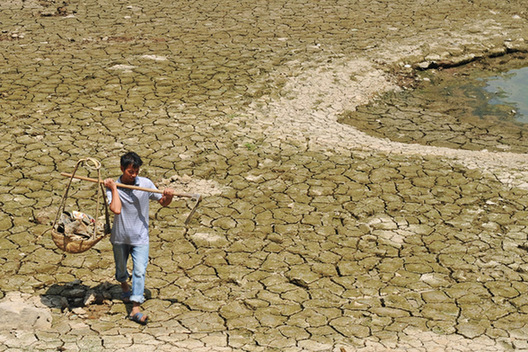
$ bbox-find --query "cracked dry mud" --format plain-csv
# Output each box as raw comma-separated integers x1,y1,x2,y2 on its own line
1,0,528,351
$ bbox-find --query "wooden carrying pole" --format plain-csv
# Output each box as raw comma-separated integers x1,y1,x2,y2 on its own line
61,172,197,197
60,172,202,225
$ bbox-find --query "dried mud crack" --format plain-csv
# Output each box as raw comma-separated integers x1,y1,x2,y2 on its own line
2,0,528,351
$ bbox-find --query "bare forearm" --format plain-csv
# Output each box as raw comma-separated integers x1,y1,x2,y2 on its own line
109,189,122,214
104,178,122,214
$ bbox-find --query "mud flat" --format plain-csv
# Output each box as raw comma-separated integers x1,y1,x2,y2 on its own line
1,0,528,351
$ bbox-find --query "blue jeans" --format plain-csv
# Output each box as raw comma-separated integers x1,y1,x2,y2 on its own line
113,243,149,304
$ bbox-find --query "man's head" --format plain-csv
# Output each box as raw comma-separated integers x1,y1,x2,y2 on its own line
120,152,143,169
120,152,143,184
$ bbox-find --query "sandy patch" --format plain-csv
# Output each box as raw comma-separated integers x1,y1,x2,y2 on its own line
141,55,168,61
108,64,136,71
158,174,225,197
246,56,528,188
0,292,52,331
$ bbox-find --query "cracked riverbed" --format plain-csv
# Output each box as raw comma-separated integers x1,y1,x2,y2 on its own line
1,0,528,351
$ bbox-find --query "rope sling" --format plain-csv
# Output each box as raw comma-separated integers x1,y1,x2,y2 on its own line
50,158,111,253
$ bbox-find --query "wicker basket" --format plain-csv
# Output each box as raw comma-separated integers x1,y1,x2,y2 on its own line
51,228,107,253
50,158,111,254
51,211,110,253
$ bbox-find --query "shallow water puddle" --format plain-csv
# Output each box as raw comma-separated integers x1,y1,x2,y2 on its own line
338,54,528,153
483,66,528,123
421,54,528,124
414,54,528,125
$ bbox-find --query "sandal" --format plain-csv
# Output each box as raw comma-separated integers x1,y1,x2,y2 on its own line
129,312,148,325
121,291,132,303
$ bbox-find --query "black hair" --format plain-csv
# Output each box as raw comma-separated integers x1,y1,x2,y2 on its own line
120,152,143,169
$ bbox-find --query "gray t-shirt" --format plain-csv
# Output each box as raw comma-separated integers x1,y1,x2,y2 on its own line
106,176,162,245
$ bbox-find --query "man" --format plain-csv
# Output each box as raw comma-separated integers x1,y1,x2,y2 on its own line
104,152,174,325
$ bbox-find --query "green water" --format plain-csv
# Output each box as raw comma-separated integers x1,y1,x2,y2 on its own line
483,67,528,123
338,56,528,153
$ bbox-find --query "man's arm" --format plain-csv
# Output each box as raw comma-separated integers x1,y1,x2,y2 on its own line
104,178,122,214
159,188,174,207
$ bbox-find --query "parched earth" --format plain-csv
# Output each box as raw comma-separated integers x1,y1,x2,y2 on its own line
1,0,528,351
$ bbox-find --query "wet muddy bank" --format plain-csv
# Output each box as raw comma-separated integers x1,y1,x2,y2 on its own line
340,52,528,154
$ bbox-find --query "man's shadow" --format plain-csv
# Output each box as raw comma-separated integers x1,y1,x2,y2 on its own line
40,279,151,315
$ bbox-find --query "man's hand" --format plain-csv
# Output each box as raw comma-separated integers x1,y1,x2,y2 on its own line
160,188,174,207
104,178,117,190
